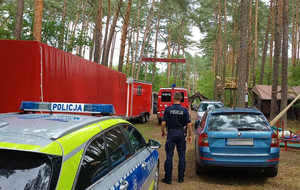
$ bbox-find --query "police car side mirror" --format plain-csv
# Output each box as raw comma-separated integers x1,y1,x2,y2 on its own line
147,139,161,149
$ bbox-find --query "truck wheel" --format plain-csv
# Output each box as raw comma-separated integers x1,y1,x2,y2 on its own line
145,114,149,122
140,115,146,124
158,119,162,125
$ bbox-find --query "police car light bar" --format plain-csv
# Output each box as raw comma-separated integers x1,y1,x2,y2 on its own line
20,101,116,115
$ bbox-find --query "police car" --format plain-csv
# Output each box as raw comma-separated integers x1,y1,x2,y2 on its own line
0,101,161,190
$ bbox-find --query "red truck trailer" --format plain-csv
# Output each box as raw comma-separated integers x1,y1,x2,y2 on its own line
0,40,151,122
157,87,189,125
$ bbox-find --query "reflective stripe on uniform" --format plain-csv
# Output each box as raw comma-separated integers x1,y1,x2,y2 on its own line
0,142,41,151
56,149,84,190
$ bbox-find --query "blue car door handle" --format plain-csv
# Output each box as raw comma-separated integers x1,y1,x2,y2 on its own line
120,180,129,190
142,162,147,170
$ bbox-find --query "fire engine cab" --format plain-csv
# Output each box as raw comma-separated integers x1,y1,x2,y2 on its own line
157,87,189,125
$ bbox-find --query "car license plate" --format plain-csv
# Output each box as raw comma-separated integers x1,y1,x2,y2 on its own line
227,138,253,146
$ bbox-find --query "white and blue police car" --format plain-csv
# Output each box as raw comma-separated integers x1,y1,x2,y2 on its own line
0,101,161,190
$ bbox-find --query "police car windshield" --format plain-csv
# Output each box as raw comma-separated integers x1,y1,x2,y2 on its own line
0,149,61,190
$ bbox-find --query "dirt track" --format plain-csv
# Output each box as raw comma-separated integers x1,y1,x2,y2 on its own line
137,111,300,190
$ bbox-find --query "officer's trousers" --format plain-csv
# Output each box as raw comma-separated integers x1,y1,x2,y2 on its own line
164,129,186,181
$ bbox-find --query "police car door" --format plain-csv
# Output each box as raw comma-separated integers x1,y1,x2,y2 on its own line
91,126,148,190
121,124,158,190
74,126,142,190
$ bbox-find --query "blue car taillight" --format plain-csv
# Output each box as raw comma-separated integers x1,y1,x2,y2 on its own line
271,133,279,147
198,133,209,147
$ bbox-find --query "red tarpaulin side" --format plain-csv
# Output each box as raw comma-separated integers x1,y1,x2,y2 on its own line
0,40,127,116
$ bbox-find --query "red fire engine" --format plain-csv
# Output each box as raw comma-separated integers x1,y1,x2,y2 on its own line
157,87,189,125
0,40,151,122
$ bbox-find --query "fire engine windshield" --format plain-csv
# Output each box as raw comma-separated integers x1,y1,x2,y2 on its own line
0,149,62,190
161,91,185,102
161,92,172,102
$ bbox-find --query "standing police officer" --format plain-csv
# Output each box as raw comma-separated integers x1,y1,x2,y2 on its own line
161,91,192,184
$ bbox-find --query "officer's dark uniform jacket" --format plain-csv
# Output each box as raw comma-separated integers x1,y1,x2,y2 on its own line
163,104,191,131
162,103,191,182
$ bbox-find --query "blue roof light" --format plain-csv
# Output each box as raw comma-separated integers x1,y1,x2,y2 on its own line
20,101,116,115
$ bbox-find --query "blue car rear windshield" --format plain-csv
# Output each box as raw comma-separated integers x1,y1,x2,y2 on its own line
207,113,270,131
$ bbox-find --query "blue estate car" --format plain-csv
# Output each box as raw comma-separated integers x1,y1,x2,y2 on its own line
195,107,280,177
0,101,161,190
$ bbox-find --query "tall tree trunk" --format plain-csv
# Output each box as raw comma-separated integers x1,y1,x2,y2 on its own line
126,29,133,75
296,0,299,67
246,0,252,83
58,0,67,50
132,0,141,77
179,48,185,87
268,5,275,85
131,30,136,76
291,0,296,68
144,33,151,81
230,16,238,105
101,0,111,65
118,0,132,72
93,0,103,64
89,27,95,61
217,0,223,101
83,9,93,58
252,0,258,86
214,8,219,100
167,16,172,86
237,0,249,108
221,0,228,102
173,18,184,86
14,0,25,40
68,0,81,52
292,0,298,69
259,0,274,84
280,0,288,129
33,0,43,42
103,0,122,66
270,0,282,120
184,48,189,88
78,0,88,57
135,0,155,79
109,32,117,68
298,27,300,67
152,0,162,88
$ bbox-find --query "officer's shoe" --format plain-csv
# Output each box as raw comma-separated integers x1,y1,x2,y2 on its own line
178,179,184,183
161,178,172,184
